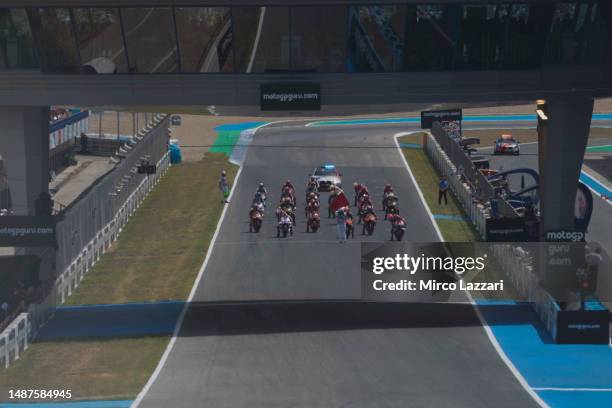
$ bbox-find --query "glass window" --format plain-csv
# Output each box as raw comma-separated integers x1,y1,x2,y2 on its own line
499,4,552,69
27,8,80,73
347,6,406,72
403,5,460,71
175,7,232,73
290,6,347,72
603,2,612,64
456,5,503,69
455,4,551,70
73,8,128,74
120,8,178,73
231,7,290,73
0,8,38,69
544,2,609,65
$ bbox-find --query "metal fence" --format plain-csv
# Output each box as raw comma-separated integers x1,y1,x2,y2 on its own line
88,111,157,140
1,114,171,370
431,122,495,201
425,133,489,239
491,244,559,339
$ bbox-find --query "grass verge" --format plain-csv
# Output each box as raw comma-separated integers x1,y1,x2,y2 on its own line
399,133,479,242
0,337,169,401
0,153,238,401
66,153,237,305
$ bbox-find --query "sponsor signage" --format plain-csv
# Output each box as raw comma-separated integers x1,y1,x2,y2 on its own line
420,109,463,129
260,83,321,111
556,309,609,344
0,216,57,247
545,230,585,242
485,217,527,242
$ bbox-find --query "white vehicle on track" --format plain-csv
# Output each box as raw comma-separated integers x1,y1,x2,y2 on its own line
311,164,342,191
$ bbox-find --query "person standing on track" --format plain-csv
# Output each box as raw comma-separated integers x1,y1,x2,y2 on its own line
336,206,347,243
438,177,449,205
219,170,230,203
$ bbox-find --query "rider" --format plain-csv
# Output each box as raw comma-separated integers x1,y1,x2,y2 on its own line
307,176,319,192
307,191,320,205
361,206,376,235
383,190,397,210
306,198,320,216
345,208,354,239
277,210,293,236
253,191,265,206
383,184,393,195
388,213,406,240
353,182,365,206
283,179,295,192
359,192,372,208
256,182,268,196
251,201,264,215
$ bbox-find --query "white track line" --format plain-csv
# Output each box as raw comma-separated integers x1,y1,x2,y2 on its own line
131,166,243,408
580,169,612,208
533,388,612,392
393,132,548,408
132,123,273,407
393,132,443,240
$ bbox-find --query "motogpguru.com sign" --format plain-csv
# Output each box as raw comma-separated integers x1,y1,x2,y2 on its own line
260,83,321,111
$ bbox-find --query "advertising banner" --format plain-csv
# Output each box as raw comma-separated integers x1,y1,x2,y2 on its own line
556,309,609,344
260,83,321,111
485,217,528,242
0,216,57,247
420,109,462,129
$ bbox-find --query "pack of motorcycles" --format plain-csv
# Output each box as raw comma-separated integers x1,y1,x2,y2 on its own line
248,181,406,241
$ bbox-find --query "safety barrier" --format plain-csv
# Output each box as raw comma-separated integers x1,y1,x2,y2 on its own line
425,132,489,239
491,244,559,339
54,151,170,305
0,114,171,371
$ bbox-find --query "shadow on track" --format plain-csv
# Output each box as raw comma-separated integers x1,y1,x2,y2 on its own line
179,300,541,337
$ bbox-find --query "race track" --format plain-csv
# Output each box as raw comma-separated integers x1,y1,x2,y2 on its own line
136,124,539,408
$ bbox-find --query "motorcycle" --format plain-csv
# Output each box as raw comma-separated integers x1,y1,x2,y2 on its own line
306,210,321,233
305,200,320,218
276,203,295,225
249,210,263,233
357,203,374,224
345,217,355,239
362,212,377,235
357,193,371,209
390,218,406,241
277,217,293,238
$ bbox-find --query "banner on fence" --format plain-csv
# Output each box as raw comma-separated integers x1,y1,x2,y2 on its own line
0,216,56,247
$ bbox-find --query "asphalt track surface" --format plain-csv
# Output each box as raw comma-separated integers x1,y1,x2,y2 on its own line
138,124,539,408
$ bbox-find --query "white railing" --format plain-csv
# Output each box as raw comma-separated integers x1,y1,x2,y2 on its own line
424,133,562,338
55,152,170,306
0,119,170,371
425,134,488,239
491,244,559,339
